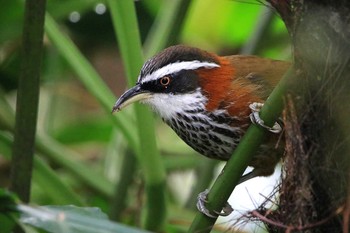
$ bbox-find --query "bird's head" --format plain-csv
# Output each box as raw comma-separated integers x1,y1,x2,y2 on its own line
112,45,236,120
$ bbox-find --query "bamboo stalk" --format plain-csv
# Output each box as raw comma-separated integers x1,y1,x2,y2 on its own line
10,0,47,203
107,1,167,231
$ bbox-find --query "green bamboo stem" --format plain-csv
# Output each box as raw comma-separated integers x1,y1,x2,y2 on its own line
10,0,47,203
107,0,167,231
106,1,144,86
188,68,294,233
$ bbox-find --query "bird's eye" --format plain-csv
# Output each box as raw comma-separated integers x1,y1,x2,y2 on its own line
159,76,171,86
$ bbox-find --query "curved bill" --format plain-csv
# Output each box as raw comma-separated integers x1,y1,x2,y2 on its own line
112,84,152,113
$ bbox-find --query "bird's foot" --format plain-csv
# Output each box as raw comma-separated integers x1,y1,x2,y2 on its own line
196,189,234,218
249,102,282,134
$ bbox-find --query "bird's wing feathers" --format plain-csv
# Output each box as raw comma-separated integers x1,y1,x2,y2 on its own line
226,55,290,99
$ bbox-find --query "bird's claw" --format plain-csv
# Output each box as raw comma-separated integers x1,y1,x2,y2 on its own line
196,189,234,218
249,102,282,134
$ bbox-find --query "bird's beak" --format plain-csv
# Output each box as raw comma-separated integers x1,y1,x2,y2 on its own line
112,84,152,113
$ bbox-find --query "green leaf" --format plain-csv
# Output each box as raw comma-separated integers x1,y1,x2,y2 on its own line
53,118,113,144
0,189,18,213
0,90,113,198
0,133,84,206
19,205,152,233
0,1,24,43
0,189,19,233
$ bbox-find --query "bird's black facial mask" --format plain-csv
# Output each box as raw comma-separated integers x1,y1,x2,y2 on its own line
140,70,199,95
112,70,200,113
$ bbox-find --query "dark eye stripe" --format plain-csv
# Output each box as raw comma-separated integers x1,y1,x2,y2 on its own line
140,70,199,94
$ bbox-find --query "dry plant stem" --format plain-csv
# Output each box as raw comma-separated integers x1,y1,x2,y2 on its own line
275,95,313,229
343,175,350,233
10,0,46,203
251,207,343,232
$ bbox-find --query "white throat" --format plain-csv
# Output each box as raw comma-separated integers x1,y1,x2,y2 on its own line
141,89,206,120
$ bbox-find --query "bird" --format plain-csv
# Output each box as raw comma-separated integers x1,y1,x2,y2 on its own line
112,45,290,217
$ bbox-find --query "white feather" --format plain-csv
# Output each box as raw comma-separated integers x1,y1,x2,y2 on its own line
141,89,206,120
139,60,219,84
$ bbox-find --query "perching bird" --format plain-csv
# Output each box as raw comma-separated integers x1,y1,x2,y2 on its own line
112,45,289,217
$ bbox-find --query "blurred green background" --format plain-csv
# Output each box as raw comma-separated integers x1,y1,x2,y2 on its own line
0,0,290,232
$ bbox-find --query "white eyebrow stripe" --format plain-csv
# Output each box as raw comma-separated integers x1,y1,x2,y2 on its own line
139,60,220,83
